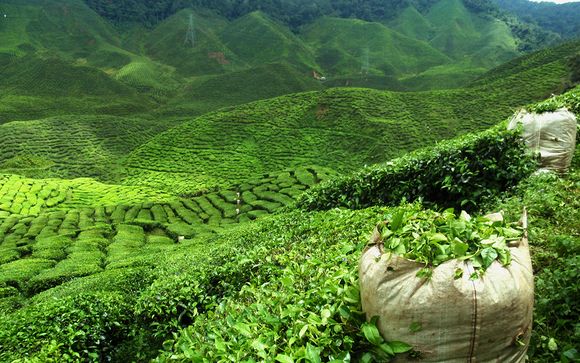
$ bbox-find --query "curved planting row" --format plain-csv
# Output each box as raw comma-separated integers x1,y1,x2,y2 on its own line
0,166,334,297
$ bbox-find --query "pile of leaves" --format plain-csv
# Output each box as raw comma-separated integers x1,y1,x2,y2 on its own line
373,206,524,279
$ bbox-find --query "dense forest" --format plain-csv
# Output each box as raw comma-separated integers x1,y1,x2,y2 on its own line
84,0,498,28
83,0,560,52
494,0,580,39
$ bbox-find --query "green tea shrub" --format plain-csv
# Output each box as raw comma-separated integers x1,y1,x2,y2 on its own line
0,259,56,290
0,292,133,362
27,252,104,295
526,86,579,115
152,208,413,362
172,202,203,225
155,243,372,362
0,247,20,264
165,222,196,239
32,236,72,261
297,124,537,212
485,149,580,362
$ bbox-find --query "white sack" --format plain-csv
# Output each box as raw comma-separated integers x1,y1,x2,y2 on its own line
359,214,534,362
508,108,577,173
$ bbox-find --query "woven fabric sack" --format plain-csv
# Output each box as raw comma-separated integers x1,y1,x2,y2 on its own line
359,212,534,362
508,108,577,173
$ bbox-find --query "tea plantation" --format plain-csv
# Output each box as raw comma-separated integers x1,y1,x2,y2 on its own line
0,85,578,361
0,0,579,361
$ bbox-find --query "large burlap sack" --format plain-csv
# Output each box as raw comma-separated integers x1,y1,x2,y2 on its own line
508,108,577,173
359,212,534,362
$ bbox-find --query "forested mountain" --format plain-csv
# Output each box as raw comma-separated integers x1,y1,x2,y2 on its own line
494,0,580,39
1,0,572,103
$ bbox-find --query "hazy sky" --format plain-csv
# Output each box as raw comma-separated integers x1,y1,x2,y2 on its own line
530,0,580,3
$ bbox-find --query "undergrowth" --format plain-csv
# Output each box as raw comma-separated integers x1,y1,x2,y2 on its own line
487,147,580,362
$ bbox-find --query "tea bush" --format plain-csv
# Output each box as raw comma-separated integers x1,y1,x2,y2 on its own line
486,163,580,362
0,292,133,362
297,124,537,212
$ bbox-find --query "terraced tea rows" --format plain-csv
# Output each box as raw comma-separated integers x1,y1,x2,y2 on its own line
0,115,181,180
0,166,333,294
0,218,175,296
0,174,175,216
125,43,575,193
0,175,69,217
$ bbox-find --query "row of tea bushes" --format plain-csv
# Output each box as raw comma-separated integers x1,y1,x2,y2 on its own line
297,124,537,212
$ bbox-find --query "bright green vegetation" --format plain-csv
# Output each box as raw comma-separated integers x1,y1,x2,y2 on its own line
159,62,324,117
0,1,578,361
221,11,318,71
0,175,68,217
526,84,580,115
0,54,150,123
301,16,451,78
0,165,334,273
15,41,572,187
426,0,518,66
142,9,239,77
489,148,580,362
0,0,571,131
1,105,576,361
0,174,175,216
373,206,521,278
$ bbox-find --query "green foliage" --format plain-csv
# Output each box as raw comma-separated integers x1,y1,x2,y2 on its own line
0,292,133,362
486,149,580,362
0,2,578,361
0,116,180,181
297,124,537,212
160,62,323,118
494,0,580,39
525,85,580,115
0,173,175,214
302,16,450,77
126,59,567,194
144,207,395,362
0,258,56,291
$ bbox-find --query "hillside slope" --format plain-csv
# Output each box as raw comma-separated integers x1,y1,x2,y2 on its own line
159,62,324,117
301,16,451,78
0,53,151,123
124,38,577,193
0,115,180,180
494,0,580,39
220,11,319,71
0,88,577,362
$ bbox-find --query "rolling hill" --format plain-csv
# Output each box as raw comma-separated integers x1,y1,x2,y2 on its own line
0,0,574,142
0,87,577,361
220,11,319,71
159,62,325,117
0,52,151,123
0,115,180,180
494,0,580,39
123,39,578,193
301,16,451,78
